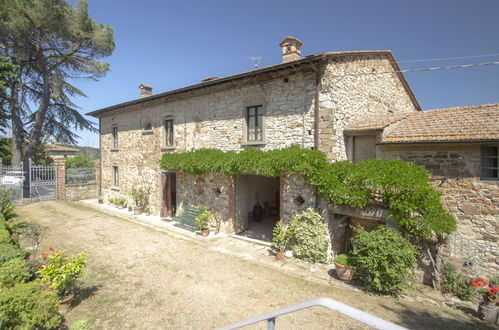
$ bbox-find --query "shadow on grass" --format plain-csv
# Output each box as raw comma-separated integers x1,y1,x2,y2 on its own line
380,300,495,330
70,284,102,309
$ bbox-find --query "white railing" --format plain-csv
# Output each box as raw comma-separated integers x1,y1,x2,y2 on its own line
217,297,408,330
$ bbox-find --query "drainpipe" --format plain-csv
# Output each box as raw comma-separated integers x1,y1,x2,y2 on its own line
312,63,321,209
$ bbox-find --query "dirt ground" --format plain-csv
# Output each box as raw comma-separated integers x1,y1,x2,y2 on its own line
15,201,492,330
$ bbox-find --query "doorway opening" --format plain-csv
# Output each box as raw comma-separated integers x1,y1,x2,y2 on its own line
161,172,177,218
235,175,280,242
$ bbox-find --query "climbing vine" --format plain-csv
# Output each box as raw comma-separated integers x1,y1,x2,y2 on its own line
159,145,456,239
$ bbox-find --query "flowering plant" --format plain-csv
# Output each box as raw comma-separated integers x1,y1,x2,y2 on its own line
471,277,499,302
37,248,88,297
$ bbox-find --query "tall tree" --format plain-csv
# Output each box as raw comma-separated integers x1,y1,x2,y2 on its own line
0,0,114,169
0,45,14,134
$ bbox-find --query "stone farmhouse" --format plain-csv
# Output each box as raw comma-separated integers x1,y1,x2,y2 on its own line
88,37,497,275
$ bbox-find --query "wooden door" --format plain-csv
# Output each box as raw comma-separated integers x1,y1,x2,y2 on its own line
160,172,176,217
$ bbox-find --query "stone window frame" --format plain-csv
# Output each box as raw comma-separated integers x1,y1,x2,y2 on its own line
480,145,498,181
111,125,119,151
241,95,266,146
161,116,175,150
112,165,119,188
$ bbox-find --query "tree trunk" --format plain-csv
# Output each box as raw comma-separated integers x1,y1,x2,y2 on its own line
427,234,446,290
10,78,23,167
23,69,51,197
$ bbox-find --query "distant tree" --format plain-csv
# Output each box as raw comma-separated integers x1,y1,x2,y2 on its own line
65,153,93,169
0,0,114,166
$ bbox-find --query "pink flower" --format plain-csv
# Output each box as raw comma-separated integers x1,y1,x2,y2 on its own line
41,253,48,259
37,264,43,269
11,233,19,237
49,248,54,251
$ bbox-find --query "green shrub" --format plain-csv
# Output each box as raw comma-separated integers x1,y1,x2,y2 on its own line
334,254,353,267
441,263,475,301
0,280,61,329
0,228,13,245
65,153,94,169
351,226,417,295
0,244,25,263
0,188,16,221
0,258,30,288
271,221,289,252
38,249,87,296
287,208,328,263
195,209,213,230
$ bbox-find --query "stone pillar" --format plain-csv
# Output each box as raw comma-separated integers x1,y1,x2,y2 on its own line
54,159,66,200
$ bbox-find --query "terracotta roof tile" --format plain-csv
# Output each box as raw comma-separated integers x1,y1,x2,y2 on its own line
345,113,412,132
382,104,499,144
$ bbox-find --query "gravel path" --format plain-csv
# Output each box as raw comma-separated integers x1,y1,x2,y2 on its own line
15,201,490,330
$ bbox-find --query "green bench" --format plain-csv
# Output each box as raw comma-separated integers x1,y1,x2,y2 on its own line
172,205,205,229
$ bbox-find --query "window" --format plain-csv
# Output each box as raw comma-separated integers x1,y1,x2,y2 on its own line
112,166,119,187
163,120,174,146
246,105,263,142
112,126,118,149
481,146,498,180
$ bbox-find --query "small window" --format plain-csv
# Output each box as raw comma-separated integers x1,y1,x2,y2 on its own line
112,166,119,187
163,120,174,146
481,146,498,180
112,127,118,149
246,105,263,141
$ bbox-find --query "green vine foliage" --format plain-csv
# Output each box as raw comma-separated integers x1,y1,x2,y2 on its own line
159,145,456,239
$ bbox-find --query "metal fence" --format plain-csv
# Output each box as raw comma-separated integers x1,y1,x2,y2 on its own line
29,161,57,201
0,165,24,204
66,167,95,185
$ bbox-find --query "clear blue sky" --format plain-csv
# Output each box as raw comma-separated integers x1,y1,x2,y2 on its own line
69,0,499,147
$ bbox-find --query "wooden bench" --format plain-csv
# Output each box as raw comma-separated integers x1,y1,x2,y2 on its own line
172,205,205,229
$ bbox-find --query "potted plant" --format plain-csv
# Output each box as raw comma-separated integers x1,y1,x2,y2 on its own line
272,221,288,260
472,277,498,322
334,254,354,281
98,195,103,204
108,197,115,205
195,209,213,237
115,197,126,208
131,186,149,214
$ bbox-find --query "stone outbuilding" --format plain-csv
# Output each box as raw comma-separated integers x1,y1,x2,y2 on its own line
345,104,499,275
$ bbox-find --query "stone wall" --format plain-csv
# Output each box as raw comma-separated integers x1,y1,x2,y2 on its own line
65,183,98,201
177,172,235,233
318,54,419,161
280,172,317,220
379,144,499,276
100,70,318,215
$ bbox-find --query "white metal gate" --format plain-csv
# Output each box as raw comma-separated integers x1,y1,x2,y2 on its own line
29,159,57,201
0,165,24,204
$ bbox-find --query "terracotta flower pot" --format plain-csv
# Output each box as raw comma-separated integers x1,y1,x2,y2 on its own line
275,251,285,260
134,207,143,215
477,300,498,323
201,229,210,237
335,263,354,281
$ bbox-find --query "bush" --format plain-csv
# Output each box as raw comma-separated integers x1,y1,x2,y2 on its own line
271,221,289,252
0,228,13,245
334,254,353,267
441,263,475,301
195,209,214,230
0,244,25,263
351,227,417,295
0,258,30,288
65,153,94,169
0,188,16,221
0,280,61,329
287,208,328,263
38,249,87,296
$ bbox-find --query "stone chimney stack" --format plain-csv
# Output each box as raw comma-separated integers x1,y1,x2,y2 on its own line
139,83,153,98
279,36,303,63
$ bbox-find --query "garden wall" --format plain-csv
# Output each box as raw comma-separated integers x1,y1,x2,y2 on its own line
65,183,98,201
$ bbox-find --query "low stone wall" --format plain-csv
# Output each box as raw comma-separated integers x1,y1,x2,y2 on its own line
65,183,98,201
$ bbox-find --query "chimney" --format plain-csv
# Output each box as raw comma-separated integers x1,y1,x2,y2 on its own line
279,36,303,63
139,83,153,98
